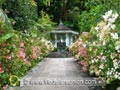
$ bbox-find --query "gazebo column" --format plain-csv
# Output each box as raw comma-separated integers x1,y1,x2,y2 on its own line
54,34,57,48
75,35,77,40
66,33,69,46
70,35,73,45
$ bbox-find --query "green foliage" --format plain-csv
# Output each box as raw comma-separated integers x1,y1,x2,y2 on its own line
78,5,106,33
64,0,120,33
9,75,19,86
36,11,55,33
42,0,51,6
0,33,14,43
0,8,12,32
0,0,4,7
2,0,38,31
29,11,56,39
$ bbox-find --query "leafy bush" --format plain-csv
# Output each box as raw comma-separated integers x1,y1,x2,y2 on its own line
69,10,120,90
29,11,56,38
2,0,38,31
78,5,106,33
0,9,54,89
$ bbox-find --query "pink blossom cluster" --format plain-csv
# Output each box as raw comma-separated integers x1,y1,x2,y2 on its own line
69,37,88,72
5,55,12,60
78,47,87,59
16,42,26,59
78,61,88,72
0,67,4,73
2,85,8,90
17,48,26,59
16,42,31,65
20,42,25,47
31,46,40,59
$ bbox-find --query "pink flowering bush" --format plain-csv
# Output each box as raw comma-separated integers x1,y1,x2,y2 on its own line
69,10,120,90
30,46,40,59
69,36,88,72
0,9,54,89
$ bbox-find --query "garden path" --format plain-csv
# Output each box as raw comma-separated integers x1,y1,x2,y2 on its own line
11,58,97,90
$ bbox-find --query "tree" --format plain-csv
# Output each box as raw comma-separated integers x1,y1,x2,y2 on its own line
2,0,38,31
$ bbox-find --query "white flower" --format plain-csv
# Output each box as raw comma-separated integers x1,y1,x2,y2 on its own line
103,15,108,22
101,56,106,60
111,24,116,29
111,33,119,39
103,10,119,24
110,54,114,59
118,77,120,80
107,70,112,76
102,41,106,45
111,68,115,71
106,10,113,17
83,44,86,47
113,60,119,69
93,42,96,46
103,10,112,21
41,38,46,42
114,73,119,79
117,50,120,53
103,24,110,30
100,53,103,55
99,33,104,40
91,60,94,63
112,13,119,20
95,26,99,31
95,59,98,62
90,70,94,75
99,64,104,69
115,45,120,50
108,18,116,23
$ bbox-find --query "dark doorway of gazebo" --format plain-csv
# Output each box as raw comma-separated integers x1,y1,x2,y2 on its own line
57,41,66,52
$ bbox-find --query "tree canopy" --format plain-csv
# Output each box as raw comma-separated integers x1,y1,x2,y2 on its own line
1,0,120,33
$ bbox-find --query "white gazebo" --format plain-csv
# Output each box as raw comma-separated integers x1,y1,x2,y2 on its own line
50,21,79,49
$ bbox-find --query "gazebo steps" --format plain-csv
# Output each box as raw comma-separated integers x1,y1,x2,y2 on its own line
48,51,72,58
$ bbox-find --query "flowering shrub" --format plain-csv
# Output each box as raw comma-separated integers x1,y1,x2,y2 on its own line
69,33,89,72
69,10,120,90
0,9,54,89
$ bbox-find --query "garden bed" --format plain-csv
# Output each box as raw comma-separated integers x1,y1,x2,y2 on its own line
69,10,120,90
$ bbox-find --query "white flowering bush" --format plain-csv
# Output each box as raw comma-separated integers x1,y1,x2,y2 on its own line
69,10,120,90
40,38,54,56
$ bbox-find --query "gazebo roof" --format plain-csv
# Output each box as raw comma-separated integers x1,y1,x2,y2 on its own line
57,21,70,30
51,21,79,35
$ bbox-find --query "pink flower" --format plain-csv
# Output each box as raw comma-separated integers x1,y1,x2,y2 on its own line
82,66,87,72
16,48,26,59
2,85,8,90
5,55,12,60
12,21,16,25
20,42,25,47
78,61,88,66
31,54,37,59
30,46,40,59
78,61,81,65
78,47,88,58
78,61,88,72
0,67,4,73
24,60,31,66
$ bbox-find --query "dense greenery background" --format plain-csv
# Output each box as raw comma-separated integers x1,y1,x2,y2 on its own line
1,0,120,33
